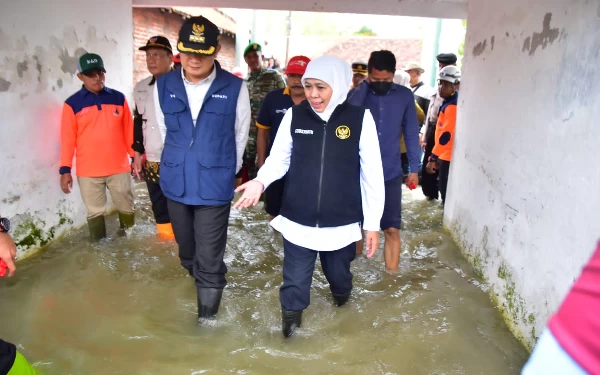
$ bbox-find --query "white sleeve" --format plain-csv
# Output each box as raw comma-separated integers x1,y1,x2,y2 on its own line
153,84,167,142
359,109,385,232
235,81,251,173
255,108,293,190
420,121,428,135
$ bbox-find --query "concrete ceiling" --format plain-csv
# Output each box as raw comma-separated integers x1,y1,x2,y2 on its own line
132,0,467,19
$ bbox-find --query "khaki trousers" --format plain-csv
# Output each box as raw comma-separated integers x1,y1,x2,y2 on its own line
78,172,134,219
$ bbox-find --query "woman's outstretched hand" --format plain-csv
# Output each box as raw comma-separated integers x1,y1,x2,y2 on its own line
233,180,265,209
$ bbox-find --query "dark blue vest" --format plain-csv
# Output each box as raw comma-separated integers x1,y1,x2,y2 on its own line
157,63,242,205
280,101,364,227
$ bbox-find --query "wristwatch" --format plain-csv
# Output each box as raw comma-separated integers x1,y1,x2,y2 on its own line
0,217,10,233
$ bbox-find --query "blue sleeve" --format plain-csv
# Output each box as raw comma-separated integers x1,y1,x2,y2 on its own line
256,92,272,128
402,92,421,174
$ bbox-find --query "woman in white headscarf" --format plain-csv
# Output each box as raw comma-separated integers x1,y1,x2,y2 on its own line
234,56,385,338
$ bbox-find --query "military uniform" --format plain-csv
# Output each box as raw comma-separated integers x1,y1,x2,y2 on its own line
244,43,285,180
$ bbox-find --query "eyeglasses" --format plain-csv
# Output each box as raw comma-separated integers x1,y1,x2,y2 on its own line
146,52,168,60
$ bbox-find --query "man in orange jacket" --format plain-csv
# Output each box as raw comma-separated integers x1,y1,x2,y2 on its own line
59,53,135,239
426,65,460,205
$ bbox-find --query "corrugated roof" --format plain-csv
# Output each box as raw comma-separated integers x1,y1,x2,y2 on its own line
170,7,237,36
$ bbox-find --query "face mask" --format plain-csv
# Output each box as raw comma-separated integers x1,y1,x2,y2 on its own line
370,81,392,95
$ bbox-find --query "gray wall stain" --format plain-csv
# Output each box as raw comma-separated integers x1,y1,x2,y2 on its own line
473,39,487,57
522,37,531,53
33,56,42,82
491,36,495,50
523,13,561,56
20,93,28,100
0,28,11,51
63,26,80,46
0,78,11,92
57,79,63,88
58,47,87,75
16,60,29,78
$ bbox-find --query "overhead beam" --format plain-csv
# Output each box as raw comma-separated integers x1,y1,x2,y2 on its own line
132,0,467,19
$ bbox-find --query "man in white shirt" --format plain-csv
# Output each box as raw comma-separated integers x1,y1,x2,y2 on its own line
154,16,251,321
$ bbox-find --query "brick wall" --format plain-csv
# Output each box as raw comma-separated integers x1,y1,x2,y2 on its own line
132,8,236,84
265,36,422,70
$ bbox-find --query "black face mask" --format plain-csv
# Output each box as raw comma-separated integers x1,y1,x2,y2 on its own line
370,81,392,95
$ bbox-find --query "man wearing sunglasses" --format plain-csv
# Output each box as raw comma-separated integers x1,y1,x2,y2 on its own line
59,53,135,240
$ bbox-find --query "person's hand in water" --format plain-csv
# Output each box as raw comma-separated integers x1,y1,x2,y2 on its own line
365,231,379,258
0,233,17,277
233,180,265,209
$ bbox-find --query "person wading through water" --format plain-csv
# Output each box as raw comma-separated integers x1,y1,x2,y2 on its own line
234,55,385,338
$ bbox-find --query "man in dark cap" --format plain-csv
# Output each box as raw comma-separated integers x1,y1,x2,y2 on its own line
436,53,458,68
351,62,368,90
420,52,458,201
154,16,251,321
132,36,174,239
243,43,285,182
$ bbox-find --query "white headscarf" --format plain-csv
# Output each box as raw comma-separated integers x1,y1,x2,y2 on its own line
301,56,352,121
393,70,411,88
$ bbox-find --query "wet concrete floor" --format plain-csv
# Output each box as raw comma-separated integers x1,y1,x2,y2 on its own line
0,184,529,374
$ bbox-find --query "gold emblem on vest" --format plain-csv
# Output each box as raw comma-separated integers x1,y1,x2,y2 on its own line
335,125,350,140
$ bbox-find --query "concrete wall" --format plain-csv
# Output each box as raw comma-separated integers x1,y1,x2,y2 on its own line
134,0,467,19
0,0,133,257
446,0,600,350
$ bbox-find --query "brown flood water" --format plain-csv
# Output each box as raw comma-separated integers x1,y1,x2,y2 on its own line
0,183,529,374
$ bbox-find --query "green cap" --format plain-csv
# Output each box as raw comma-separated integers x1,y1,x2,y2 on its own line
78,53,105,74
243,43,262,57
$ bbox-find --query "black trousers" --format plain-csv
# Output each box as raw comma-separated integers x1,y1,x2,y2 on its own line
280,238,356,311
146,179,170,224
438,160,451,205
167,200,230,288
421,126,439,200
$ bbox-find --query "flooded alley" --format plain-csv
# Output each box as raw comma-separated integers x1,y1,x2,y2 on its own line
0,184,529,374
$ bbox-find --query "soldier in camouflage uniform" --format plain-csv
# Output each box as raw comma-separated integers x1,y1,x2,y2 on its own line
243,43,285,180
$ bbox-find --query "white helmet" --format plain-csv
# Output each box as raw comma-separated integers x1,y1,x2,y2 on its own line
438,66,461,84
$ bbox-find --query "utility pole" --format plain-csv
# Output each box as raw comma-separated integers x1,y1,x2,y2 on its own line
430,19,443,87
284,11,292,66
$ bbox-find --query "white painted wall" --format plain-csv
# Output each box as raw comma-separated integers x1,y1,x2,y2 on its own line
0,0,133,257
446,0,600,349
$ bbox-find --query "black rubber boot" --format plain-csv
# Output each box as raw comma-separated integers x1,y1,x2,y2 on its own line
333,294,350,307
118,212,135,229
282,309,303,338
87,216,106,241
197,288,224,319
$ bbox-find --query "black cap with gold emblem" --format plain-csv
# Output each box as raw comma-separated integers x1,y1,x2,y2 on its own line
139,36,173,53
177,16,220,56
352,62,368,76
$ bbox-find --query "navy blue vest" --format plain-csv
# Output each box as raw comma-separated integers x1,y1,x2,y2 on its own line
157,62,242,205
280,101,364,227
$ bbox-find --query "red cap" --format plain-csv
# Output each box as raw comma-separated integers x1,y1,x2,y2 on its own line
285,56,310,75
173,53,181,64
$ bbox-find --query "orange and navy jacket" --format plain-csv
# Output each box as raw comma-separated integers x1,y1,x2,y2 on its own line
60,86,134,177
431,91,458,162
